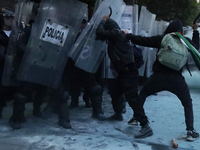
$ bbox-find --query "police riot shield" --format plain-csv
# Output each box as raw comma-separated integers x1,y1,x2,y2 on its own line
137,6,156,78
132,4,139,35
93,0,103,15
119,5,133,33
157,20,169,35
16,0,87,88
2,0,34,86
69,0,126,74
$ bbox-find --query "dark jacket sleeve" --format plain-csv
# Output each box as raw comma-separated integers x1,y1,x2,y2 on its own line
185,30,199,50
126,33,163,48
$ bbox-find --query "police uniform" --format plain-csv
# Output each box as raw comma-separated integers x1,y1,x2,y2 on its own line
0,8,16,119
9,23,48,129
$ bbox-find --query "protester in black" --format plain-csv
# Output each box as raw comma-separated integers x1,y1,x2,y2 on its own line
125,19,199,140
96,15,142,125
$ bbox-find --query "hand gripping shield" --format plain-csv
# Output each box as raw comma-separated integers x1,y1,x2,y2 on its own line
16,0,87,88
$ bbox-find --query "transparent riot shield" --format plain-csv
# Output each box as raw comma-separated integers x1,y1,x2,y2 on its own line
137,6,156,78
2,0,34,86
69,0,126,74
93,0,103,15
132,4,139,35
157,20,169,35
16,0,87,88
119,5,133,33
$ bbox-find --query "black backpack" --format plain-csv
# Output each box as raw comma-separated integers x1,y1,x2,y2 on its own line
132,44,144,69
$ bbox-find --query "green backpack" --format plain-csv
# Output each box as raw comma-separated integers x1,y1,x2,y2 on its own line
157,32,188,71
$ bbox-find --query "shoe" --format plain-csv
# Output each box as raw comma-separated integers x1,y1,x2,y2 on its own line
109,113,123,121
128,117,138,125
58,120,72,129
92,113,108,121
186,130,199,141
33,109,42,117
134,124,153,138
12,121,21,130
85,101,92,108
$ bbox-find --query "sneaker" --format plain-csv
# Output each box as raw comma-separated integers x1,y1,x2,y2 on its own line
128,117,138,125
186,130,199,141
109,113,123,121
134,124,153,138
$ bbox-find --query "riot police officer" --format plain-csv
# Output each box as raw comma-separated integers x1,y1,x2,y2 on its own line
0,7,17,119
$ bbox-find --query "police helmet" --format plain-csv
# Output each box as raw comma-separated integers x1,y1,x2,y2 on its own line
0,8,14,17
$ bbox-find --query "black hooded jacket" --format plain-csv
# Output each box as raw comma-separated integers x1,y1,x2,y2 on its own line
126,19,199,74
96,19,136,72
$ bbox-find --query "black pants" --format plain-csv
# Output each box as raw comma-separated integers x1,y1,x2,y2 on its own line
108,65,139,115
108,79,127,113
12,81,47,122
133,72,194,131
67,65,103,114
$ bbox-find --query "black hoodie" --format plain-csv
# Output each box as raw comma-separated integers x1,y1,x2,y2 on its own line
96,19,136,72
126,19,199,74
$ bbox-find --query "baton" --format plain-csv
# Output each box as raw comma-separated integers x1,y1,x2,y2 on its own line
193,13,200,26
109,6,112,17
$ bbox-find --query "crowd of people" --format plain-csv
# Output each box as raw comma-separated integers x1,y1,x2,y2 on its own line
0,1,199,142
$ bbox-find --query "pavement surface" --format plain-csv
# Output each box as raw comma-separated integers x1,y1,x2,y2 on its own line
0,71,200,150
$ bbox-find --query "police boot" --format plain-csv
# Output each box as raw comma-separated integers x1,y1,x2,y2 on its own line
10,93,26,130
90,85,107,121
58,92,71,129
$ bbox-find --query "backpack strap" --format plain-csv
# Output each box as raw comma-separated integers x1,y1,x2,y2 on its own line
186,60,192,76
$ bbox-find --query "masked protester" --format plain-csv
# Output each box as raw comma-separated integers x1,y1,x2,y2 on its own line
125,19,199,141
96,15,141,126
